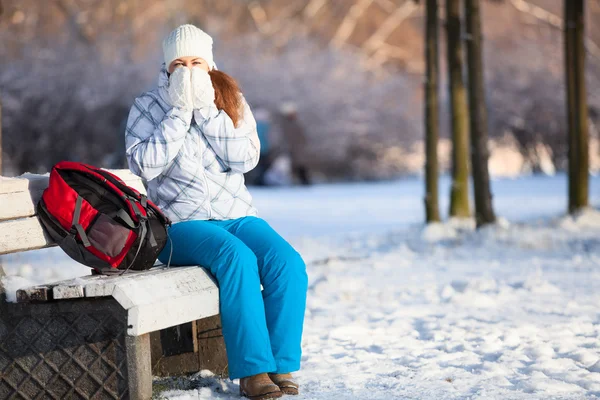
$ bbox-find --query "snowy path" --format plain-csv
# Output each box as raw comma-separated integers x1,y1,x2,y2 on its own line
2,175,600,399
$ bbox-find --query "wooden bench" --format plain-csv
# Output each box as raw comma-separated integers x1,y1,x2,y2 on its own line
0,170,226,400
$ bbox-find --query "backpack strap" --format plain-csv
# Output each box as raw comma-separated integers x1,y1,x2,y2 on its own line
138,194,157,247
146,220,158,248
126,195,157,248
116,209,136,229
72,195,91,248
119,218,147,276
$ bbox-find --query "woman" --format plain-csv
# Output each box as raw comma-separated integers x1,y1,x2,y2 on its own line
125,24,308,399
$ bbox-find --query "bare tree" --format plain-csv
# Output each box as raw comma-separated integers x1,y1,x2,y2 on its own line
446,0,470,218
564,0,589,213
465,0,495,227
0,0,3,176
0,95,3,175
424,0,441,223
0,0,4,291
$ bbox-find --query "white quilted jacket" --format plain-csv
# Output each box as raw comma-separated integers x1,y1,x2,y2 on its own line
125,65,260,223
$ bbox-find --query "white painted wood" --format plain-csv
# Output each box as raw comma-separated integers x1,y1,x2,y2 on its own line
127,286,220,336
84,267,173,298
19,266,184,301
50,275,101,299
0,173,49,195
85,281,117,297
0,169,146,221
16,286,51,302
110,267,217,310
17,266,221,335
107,266,219,335
0,217,53,255
0,191,45,221
53,285,85,299
45,266,182,300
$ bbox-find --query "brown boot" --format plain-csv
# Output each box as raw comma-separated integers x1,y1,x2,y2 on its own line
239,373,283,399
268,373,299,396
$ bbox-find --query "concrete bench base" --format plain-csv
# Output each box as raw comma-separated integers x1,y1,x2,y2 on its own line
0,298,151,400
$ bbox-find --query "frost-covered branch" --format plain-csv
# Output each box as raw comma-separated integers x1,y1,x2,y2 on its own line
509,0,600,60
363,1,418,51
331,0,374,47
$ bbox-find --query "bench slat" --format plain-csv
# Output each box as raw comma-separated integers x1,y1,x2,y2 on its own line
16,286,51,302
50,274,109,299
0,170,147,222
111,267,217,309
0,173,49,195
0,188,45,221
53,284,85,299
0,217,54,255
48,267,191,300
84,267,177,298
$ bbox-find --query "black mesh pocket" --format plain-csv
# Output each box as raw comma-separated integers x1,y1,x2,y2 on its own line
88,214,131,257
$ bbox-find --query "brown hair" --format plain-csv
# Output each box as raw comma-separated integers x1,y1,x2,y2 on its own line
209,70,243,127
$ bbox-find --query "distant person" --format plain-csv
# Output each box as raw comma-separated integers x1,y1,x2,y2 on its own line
246,108,274,186
255,108,272,158
125,24,307,399
279,103,311,185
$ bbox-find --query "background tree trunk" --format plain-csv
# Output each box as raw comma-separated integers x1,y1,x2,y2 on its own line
425,0,441,223
564,0,589,213
0,97,3,176
0,0,3,176
465,0,496,227
446,0,471,218
0,0,3,301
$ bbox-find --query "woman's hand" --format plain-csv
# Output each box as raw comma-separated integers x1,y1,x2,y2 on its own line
167,67,194,111
191,67,216,110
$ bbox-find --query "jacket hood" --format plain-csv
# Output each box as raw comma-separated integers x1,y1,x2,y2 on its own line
157,63,169,88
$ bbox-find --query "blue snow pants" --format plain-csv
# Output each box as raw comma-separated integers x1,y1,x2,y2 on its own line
157,216,308,380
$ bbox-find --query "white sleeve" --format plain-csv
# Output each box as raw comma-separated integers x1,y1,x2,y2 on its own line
193,96,260,174
125,96,193,181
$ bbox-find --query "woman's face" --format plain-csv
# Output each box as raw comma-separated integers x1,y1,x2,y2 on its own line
168,56,210,73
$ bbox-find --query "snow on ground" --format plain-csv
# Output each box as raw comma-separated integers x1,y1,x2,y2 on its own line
2,174,600,399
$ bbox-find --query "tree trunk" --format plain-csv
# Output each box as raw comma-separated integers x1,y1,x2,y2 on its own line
0,96,3,175
424,0,441,223
446,0,471,218
0,0,3,176
465,0,495,227
564,0,589,213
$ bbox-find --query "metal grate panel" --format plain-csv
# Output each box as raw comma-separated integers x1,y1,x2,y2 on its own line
0,299,129,400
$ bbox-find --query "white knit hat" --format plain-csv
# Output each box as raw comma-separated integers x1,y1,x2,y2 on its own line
162,24,215,69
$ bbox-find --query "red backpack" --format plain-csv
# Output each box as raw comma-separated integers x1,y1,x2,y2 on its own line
37,161,170,274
